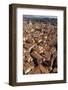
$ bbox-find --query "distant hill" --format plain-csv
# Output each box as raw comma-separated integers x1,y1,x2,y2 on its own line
23,15,57,26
